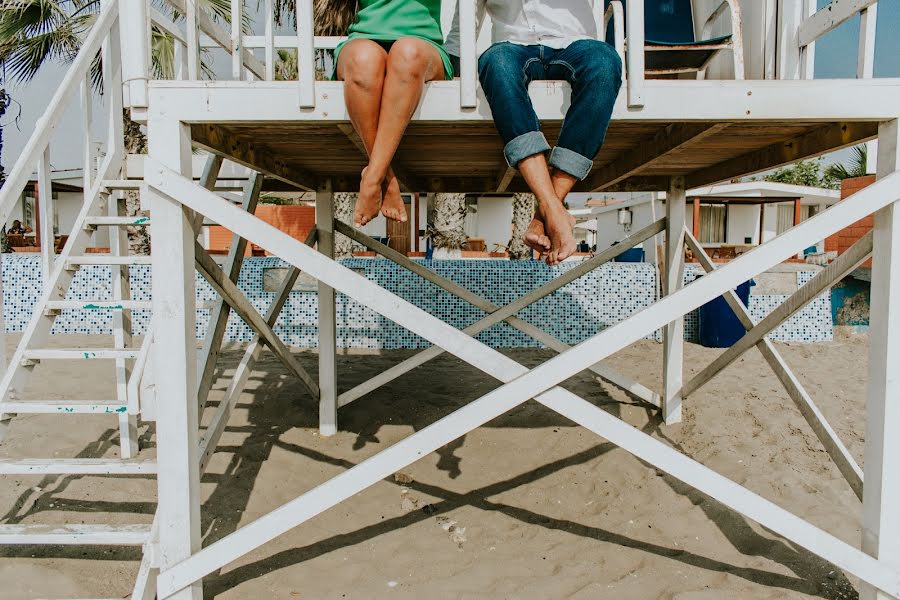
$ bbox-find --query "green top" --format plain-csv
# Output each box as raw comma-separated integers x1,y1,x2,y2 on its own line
333,0,453,80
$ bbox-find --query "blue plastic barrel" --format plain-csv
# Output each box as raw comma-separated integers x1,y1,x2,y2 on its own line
698,280,755,348
614,248,645,262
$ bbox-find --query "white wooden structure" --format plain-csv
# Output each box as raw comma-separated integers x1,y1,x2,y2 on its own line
0,0,898,598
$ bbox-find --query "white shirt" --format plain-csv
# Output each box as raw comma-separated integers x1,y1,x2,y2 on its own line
444,0,599,58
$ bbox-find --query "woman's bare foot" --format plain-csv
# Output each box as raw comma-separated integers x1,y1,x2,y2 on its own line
381,171,407,222
541,200,577,266
523,217,550,257
354,167,383,227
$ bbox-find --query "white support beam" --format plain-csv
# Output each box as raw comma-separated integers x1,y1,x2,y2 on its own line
494,167,516,193
37,146,54,289
119,0,150,108
799,0,878,48
196,174,262,411
147,119,202,600
316,179,337,436
861,119,900,600
685,231,863,499
230,0,244,80
663,176,686,424
149,162,900,598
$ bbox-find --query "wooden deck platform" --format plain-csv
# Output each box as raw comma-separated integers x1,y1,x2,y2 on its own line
146,79,900,194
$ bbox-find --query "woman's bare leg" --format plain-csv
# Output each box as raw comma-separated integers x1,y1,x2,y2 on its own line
336,39,394,227
361,37,445,222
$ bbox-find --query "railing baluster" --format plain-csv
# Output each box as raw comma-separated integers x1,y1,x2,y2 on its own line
118,0,150,107
186,0,201,80
625,0,644,107
459,0,477,108
37,146,54,289
265,0,275,81
297,0,315,107
81,76,93,191
231,0,244,79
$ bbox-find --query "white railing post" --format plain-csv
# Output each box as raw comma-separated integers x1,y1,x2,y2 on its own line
663,176,686,424
297,0,316,107
37,147,54,290
231,0,244,80
185,0,201,80
459,0,477,108
777,0,803,79
625,0,644,107
859,3,878,173
861,118,900,600
118,0,150,107
264,0,275,81
799,0,816,80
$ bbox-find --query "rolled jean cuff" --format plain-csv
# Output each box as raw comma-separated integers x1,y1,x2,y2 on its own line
549,146,593,180
503,131,551,168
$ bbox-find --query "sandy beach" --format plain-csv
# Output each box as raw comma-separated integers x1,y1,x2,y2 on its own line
0,333,869,599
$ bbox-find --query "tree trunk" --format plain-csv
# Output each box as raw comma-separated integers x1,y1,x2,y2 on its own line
508,192,535,260
123,110,151,255
333,192,356,259
430,192,467,259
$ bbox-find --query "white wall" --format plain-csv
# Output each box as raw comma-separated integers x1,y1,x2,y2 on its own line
726,204,761,245
476,195,513,251
761,203,779,242
593,198,665,260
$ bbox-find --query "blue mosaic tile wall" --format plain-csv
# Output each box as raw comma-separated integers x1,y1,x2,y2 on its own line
0,255,831,347
682,265,833,343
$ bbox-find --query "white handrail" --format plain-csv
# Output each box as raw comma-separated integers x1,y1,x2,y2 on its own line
0,0,119,225
625,0,645,107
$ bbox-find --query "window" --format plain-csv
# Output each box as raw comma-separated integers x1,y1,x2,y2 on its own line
698,204,726,243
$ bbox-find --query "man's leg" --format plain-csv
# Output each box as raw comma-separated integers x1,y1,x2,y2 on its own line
547,39,622,195
479,43,575,263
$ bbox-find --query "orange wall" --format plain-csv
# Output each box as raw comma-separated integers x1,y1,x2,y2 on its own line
207,205,316,255
824,175,876,269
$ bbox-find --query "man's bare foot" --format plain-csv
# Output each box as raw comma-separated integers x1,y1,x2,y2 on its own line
354,167,383,227
541,200,577,266
523,217,550,257
381,171,407,222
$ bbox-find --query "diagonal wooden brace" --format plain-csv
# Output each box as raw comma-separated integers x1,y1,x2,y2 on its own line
194,242,319,400
335,219,665,408
684,230,863,500
683,230,874,399
197,173,263,411
198,228,318,473
148,163,900,598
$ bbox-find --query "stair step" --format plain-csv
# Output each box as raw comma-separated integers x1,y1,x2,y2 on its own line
0,400,128,414
0,458,156,475
0,523,151,545
45,300,152,312
84,216,151,228
101,179,143,191
66,255,152,268
23,348,140,361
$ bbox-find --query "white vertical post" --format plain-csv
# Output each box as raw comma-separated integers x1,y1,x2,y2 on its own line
148,118,202,600
231,0,244,80
861,119,900,600
316,178,337,436
663,176,686,425
81,76,93,191
0,251,7,442
799,0,816,80
763,0,778,79
37,146,54,290
174,41,187,80
859,4,878,174
264,0,275,81
118,0,150,107
459,0,477,108
777,0,803,79
625,0,645,107
297,0,316,108
185,0,201,80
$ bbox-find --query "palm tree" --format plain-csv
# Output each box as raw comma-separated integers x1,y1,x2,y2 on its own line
825,144,869,182
430,193,467,258
0,0,238,253
508,192,534,260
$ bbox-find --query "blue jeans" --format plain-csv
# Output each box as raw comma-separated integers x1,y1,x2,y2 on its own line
477,40,622,180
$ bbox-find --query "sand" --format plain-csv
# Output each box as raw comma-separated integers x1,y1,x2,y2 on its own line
0,333,871,599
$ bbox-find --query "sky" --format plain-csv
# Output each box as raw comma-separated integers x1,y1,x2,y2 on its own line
2,1,899,175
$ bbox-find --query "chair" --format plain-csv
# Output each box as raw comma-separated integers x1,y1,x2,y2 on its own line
605,0,744,80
